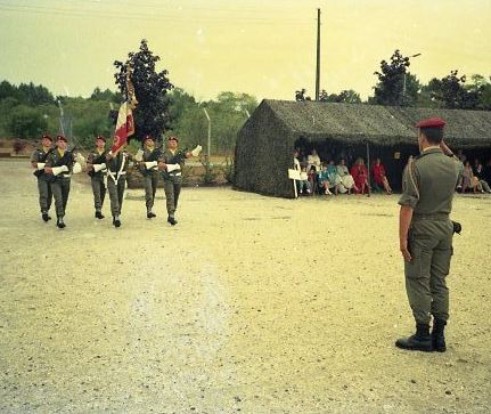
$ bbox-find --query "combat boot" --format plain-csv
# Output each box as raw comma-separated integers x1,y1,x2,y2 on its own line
167,216,177,226
42,212,51,222
95,211,105,219
395,323,433,352
432,319,447,352
56,217,66,229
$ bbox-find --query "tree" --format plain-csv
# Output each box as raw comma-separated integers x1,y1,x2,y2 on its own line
90,87,122,103
8,105,48,139
114,39,174,143
372,49,419,106
322,89,362,104
426,70,480,110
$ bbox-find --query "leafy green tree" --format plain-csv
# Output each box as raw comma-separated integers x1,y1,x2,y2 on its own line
372,50,420,106
322,89,362,104
425,70,480,109
114,39,174,143
7,105,48,139
89,87,121,103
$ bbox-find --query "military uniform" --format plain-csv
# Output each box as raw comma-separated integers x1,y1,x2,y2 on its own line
106,151,131,227
30,136,53,221
87,142,108,219
140,141,161,218
159,146,188,225
44,136,75,228
396,117,460,352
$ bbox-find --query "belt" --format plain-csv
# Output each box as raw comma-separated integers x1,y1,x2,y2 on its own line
109,171,126,176
413,212,449,220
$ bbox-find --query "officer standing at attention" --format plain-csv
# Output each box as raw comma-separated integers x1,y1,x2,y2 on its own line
139,135,161,219
158,136,201,225
30,133,53,222
396,117,460,352
44,135,75,229
86,135,108,220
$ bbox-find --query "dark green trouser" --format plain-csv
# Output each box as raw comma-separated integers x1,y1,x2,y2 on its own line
404,218,453,324
37,176,52,213
50,178,71,218
91,177,106,211
107,177,126,216
163,176,181,217
143,173,159,212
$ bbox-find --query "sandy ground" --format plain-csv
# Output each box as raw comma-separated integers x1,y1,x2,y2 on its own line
0,158,490,414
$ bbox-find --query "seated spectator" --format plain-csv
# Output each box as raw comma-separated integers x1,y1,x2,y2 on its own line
326,159,343,195
307,149,322,172
371,157,393,194
318,163,333,195
483,158,491,188
350,157,370,195
336,158,356,194
298,165,312,195
307,165,318,194
473,160,491,193
461,161,479,193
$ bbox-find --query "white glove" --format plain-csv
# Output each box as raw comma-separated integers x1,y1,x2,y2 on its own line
52,165,69,176
166,163,181,172
72,162,82,174
36,162,45,170
134,149,144,162
144,161,158,170
93,163,107,173
191,145,203,157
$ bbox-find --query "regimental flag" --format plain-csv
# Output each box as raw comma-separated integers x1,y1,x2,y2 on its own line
110,68,138,154
110,102,135,153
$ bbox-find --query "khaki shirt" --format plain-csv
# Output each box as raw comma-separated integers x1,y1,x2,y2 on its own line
398,148,460,215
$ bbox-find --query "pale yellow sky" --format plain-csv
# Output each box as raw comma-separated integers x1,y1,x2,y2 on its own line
0,0,490,101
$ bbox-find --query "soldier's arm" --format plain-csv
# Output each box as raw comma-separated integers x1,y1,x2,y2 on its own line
399,205,414,262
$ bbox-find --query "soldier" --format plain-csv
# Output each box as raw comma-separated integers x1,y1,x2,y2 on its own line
44,135,76,229
106,144,132,228
86,135,108,219
396,117,460,353
139,135,161,219
30,133,53,222
158,136,201,225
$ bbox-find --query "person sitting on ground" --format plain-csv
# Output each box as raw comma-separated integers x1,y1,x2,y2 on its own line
318,163,333,195
297,165,312,195
336,158,357,194
371,157,393,194
350,157,370,195
307,149,322,172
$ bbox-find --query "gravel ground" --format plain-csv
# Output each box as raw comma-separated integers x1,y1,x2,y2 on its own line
1,159,490,414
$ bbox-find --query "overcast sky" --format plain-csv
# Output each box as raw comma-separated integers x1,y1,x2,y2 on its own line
1,0,490,101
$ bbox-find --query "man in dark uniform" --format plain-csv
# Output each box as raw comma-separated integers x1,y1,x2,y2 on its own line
396,117,460,352
139,135,161,219
106,144,132,228
158,136,201,225
86,135,108,219
30,133,53,222
44,135,75,229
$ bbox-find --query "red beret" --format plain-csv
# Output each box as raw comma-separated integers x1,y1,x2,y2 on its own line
96,135,106,142
41,134,52,141
416,117,446,129
56,135,68,142
168,136,179,142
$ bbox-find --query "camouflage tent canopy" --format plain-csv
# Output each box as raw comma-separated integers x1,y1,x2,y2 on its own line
235,99,491,198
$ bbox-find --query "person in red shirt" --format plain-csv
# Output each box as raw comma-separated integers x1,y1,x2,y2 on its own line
350,157,370,195
371,157,393,194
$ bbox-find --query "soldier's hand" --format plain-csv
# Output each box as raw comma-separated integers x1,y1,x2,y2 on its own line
157,161,167,171
400,240,412,262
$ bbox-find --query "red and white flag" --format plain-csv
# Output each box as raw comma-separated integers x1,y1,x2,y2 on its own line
110,102,135,153
110,69,138,154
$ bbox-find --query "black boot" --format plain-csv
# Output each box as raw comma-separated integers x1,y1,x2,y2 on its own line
56,217,66,229
95,211,105,219
395,323,433,352
432,319,447,352
167,216,177,226
42,212,50,222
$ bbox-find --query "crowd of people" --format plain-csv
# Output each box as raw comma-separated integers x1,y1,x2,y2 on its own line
30,133,201,229
293,148,491,197
293,149,393,196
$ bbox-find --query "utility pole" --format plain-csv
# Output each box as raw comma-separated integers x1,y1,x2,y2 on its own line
315,8,321,101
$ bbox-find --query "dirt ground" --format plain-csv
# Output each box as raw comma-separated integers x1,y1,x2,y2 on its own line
1,158,490,414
